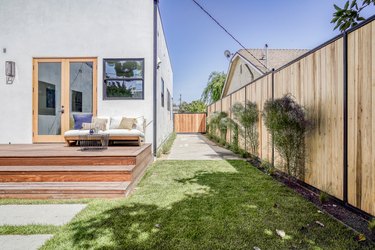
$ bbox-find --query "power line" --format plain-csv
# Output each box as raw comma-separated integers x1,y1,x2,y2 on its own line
191,0,269,71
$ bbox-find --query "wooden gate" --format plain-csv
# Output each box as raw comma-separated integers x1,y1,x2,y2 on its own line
174,113,206,133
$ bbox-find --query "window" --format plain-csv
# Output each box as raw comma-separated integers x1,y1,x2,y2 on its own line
161,78,164,107
167,89,171,111
103,59,144,99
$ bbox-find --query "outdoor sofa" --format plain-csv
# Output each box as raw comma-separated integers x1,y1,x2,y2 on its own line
64,115,145,146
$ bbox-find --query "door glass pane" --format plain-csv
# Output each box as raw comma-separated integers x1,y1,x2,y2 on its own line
69,62,93,129
38,62,61,135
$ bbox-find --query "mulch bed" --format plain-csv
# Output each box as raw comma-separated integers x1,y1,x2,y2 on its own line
247,157,375,245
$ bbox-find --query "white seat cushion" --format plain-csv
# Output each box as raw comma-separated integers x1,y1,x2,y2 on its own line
102,129,144,138
64,130,90,137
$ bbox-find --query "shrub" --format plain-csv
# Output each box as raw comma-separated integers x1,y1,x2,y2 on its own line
231,101,259,156
218,115,229,141
207,111,229,140
231,122,239,152
263,94,311,179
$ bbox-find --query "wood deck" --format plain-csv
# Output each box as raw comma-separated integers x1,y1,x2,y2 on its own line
0,144,153,199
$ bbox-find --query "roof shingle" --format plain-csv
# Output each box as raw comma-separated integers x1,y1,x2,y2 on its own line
237,48,309,73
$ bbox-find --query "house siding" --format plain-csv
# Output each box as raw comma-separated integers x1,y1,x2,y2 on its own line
156,7,173,149
0,0,171,147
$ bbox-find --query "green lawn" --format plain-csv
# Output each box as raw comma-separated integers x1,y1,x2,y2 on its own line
38,160,370,249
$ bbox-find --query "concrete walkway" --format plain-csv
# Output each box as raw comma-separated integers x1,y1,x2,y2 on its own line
0,204,86,250
0,204,86,226
0,235,53,250
168,134,240,160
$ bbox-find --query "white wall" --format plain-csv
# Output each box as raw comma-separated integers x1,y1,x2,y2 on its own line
156,7,174,149
0,0,158,144
224,57,262,96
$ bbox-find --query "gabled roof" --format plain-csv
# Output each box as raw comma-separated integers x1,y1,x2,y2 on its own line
221,48,309,97
237,48,309,73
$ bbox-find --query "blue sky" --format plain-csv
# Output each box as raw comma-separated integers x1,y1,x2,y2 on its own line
159,0,374,103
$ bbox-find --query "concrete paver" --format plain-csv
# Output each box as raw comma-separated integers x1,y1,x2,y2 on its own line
0,235,53,250
168,134,240,160
0,204,86,226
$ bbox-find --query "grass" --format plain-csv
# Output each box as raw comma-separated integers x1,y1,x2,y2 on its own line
156,132,177,157
39,160,371,249
0,225,60,235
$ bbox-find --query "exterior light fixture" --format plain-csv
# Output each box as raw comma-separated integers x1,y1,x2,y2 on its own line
157,57,162,69
5,61,15,84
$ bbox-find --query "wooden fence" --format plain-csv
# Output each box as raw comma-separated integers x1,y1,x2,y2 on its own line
174,113,206,133
207,16,375,216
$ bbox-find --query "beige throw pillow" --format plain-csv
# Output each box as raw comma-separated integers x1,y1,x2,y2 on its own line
82,123,94,130
92,117,108,131
118,117,136,130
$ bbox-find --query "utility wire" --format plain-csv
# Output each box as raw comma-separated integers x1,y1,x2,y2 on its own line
191,0,269,71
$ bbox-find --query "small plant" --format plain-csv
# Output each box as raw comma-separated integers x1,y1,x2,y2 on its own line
219,138,226,147
156,132,177,158
240,149,250,158
369,219,375,233
260,161,275,175
231,101,259,157
263,94,311,180
319,191,330,204
207,111,229,141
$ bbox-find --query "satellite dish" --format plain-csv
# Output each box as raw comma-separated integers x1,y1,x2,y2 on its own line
224,50,232,59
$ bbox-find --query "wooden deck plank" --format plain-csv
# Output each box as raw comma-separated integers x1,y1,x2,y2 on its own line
0,182,130,199
0,157,137,166
0,143,153,198
0,144,151,157
0,172,133,182
0,182,129,190
0,165,136,171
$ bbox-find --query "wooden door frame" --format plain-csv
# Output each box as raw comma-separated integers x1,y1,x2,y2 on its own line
32,57,97,143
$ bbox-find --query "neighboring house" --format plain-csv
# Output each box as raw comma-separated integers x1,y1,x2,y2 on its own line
221,48,308,97
0,0,173,154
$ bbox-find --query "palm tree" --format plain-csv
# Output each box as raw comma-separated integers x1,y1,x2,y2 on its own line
201,71,226,104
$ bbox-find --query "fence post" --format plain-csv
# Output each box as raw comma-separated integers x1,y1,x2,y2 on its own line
271,69,275,168
230,94,232,145
343,32,348,204
244,86,247,152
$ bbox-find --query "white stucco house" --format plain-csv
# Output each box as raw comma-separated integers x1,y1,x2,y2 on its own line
0,0,173,154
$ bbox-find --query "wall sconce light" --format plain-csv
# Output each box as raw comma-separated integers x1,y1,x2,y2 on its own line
157,57,162,69
5,61,15,84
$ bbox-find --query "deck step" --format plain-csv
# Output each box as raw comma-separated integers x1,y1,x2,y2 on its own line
0,156,137,166
0,165,136,182
0,165,136,171
0,182,130,199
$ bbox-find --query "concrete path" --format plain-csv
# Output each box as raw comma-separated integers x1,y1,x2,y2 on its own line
168,134,240,160
0,235,53,250
0,204,87,226
0,204,86,249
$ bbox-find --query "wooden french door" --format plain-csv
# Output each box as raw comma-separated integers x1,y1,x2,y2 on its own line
32,58,97,143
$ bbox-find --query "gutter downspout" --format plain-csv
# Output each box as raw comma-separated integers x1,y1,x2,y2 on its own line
153,0,159,156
